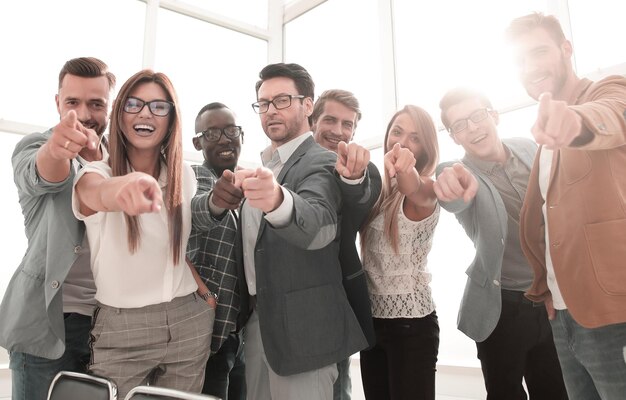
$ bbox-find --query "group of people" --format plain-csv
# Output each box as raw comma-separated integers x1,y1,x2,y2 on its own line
0,11,625,400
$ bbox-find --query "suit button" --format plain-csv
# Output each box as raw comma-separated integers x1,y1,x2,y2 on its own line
493,280,500,286
552,241,560,247
298,217,305,227
51,280,60,289
74,246,82,254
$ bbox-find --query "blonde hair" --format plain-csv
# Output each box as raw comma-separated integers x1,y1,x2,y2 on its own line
362,105,439,253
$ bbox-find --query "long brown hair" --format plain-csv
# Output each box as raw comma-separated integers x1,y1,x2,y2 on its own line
362,105,439,253
108,70,184,265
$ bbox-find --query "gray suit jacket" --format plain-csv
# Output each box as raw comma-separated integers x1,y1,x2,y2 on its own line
237,136,368,376
0,130,86,358
436,137,537,342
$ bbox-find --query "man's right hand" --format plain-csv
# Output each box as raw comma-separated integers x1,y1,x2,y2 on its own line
211,169,246,210
48,110,99,160
433,163,478,203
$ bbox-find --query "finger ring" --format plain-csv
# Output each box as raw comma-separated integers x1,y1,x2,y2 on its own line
63,140,71,150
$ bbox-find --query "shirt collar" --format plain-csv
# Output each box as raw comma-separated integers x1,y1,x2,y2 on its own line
260,131,313,167
465,144,513,174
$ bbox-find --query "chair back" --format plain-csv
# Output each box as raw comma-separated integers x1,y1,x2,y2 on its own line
47,371,117,400
124,385,220,400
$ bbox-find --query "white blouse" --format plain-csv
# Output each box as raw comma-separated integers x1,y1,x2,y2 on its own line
363,201,439,318
72,161,198,308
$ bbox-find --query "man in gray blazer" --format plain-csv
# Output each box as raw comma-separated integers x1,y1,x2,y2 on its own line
0,57,115,400
211,63,368,400
433,88,567,400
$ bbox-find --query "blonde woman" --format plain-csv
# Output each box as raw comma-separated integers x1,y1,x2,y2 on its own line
73,70,213,398
360,105,440,400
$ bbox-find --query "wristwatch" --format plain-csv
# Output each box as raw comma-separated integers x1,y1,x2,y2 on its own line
199,290,218,302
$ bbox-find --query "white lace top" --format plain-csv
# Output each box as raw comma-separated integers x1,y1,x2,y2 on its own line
363,201,439,318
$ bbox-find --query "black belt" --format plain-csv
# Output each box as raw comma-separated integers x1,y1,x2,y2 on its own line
249,295,257,311
501,289,543,307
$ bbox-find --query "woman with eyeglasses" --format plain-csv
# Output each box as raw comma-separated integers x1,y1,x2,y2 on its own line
72,70,213,398
360,105,441,400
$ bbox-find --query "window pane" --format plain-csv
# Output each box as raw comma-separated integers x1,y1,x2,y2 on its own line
393,0,547,119
285,0,386,145
0,0,145,127
154,9,268,164
176,0,268,28
568,0,626,75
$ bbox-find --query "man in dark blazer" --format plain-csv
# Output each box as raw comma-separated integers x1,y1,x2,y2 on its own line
311,89,381,400
210,63,368,400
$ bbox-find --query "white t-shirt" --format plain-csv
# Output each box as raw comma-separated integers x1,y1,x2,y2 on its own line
363,201,440,318
538,148,567,309
72,160,198,308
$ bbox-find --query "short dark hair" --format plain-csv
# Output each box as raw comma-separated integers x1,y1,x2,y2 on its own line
196,102,229,122
255,63,315,126
439,87,493,131
506,12,567,46
58,57,116,91
311,89,362,129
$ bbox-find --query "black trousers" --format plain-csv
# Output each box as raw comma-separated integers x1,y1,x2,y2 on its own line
202,331,246,400
360,312,439,400
476,290,569,400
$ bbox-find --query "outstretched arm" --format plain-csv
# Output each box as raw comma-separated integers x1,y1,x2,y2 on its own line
75,171,163,217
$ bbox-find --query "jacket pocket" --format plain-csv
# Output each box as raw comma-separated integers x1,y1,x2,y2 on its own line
584,219,626,295
284,284,342,356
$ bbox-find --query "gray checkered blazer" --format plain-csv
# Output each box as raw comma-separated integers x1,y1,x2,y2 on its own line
188,164,239,354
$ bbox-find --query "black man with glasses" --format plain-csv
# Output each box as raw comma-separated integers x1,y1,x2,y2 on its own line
433,88,567,400
188,102,246,400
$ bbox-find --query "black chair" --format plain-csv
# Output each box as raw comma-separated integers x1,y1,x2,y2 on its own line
124,386,220,400
47,370,117,400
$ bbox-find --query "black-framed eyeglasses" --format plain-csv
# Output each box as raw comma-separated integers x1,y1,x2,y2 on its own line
196,126,243,142
123,97,174,117
251,94,306,114
449,108,492,134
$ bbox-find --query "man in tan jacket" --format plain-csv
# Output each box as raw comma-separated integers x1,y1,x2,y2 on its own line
507,12,626,400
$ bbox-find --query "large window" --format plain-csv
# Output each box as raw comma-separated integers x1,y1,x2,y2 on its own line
154,8,268,163
0,0,145,128
285,0,388,145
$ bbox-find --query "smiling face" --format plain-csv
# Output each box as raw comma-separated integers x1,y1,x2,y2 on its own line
193,107,241,175
257,77,313,147
121,82,171,153
513,27,574,101
386,112,425,163
445,98,505,163
56,74,110,136
312,100,357,152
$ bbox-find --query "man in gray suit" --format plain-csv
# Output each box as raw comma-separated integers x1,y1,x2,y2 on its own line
211,63,368,400
0,57,115,400
433,88,567,400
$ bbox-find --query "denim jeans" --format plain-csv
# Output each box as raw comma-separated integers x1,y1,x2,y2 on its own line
550,309,626,400
202,331,246,400
9,312,92,400
332,357,351,400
